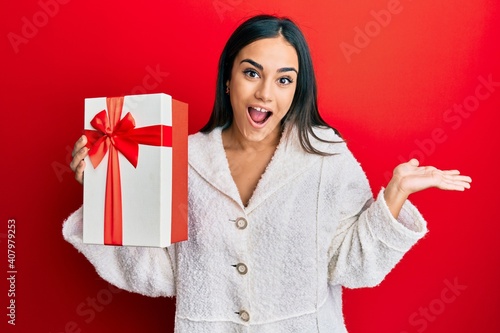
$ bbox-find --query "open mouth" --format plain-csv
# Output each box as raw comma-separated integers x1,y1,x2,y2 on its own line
248,106,273,125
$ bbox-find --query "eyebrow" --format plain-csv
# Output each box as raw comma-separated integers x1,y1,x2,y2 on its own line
240,58,298,74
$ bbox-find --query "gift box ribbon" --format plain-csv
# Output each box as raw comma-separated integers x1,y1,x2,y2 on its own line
84,96,172,245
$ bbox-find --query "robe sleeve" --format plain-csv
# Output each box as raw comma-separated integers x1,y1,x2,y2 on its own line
325,148,428,288
62,206,176,297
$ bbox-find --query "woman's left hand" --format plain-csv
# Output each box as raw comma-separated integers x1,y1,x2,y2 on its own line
389,158,471,194
384,159,472,218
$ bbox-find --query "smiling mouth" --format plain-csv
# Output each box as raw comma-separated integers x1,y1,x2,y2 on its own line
248,106,272,125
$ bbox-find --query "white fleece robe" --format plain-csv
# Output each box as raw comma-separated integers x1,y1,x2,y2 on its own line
63,126,428,333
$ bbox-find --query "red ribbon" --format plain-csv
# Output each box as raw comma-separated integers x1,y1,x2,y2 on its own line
84,96,172,245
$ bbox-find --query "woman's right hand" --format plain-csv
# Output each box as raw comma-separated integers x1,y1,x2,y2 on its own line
70,135,88,184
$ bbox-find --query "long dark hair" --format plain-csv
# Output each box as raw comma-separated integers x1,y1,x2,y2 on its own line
200,14,341,155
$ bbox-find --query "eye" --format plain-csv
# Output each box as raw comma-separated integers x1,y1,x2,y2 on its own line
243,69,260,79
278,76,293,86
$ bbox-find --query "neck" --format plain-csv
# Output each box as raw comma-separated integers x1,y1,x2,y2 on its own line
222,124,282,152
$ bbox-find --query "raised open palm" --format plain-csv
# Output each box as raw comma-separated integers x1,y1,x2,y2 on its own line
384,159,472,218
391,159,472,195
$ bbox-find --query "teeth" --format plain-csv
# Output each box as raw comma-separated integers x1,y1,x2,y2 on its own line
253,106,270,113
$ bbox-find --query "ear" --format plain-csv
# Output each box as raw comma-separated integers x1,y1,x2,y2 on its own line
226,80,230,88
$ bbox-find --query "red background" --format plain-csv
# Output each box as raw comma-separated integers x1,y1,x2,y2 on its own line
1,0,499,332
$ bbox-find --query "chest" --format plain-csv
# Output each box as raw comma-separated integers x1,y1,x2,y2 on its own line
225,147,276,207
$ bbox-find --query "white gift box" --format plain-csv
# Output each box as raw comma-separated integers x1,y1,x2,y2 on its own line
82,93,188,247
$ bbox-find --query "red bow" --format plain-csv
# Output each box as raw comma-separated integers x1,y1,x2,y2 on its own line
84,96,172,245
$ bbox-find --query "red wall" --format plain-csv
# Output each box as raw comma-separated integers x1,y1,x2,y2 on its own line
2,0,499,332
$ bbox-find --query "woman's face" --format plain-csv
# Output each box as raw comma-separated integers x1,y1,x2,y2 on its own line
227,36,298,143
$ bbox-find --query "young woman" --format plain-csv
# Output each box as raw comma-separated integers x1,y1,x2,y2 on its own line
65,15,471,332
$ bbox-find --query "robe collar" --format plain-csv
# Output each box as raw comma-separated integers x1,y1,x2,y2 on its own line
188,125,335,213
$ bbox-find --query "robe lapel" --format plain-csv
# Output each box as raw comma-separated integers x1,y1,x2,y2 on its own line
188,128,243,207
244,126,322,212
188,126,332,212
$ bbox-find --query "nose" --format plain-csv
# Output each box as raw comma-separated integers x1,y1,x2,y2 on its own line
254,79,273,102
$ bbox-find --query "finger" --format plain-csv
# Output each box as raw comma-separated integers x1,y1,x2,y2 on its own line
445,174,472,184
456,175,472,183
72,135,88,157
409,158,419,167
442,170,461,175
454,178,472,189
436,181,467,191
448,179,471,189
440,177,472,191
70,146,88,172
74,160,86,184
